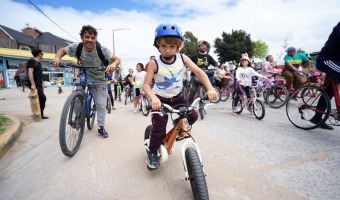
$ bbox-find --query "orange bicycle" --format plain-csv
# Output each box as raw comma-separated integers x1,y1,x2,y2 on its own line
144,97,209,199
286,75,340,129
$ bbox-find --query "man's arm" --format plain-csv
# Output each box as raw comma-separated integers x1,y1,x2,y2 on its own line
52,48,67,67
105,55,120,74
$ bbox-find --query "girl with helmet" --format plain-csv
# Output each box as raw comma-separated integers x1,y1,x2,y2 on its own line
142,23,217,170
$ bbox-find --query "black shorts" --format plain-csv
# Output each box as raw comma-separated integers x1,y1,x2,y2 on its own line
135,88,141,96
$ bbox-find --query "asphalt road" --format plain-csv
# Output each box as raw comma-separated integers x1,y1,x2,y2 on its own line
0,87,339,200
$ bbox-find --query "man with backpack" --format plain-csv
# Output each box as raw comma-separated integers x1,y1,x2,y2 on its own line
27,48,48,119
52,25,120,138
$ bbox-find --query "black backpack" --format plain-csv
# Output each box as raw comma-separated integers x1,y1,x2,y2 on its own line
75,42,109,66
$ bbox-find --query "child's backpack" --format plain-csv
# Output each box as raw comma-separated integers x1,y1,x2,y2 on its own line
75,42,109,66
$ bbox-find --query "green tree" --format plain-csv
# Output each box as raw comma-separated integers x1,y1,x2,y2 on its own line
296,48,307,54
213,30,253,64
180,31,211,58
252,40,268,59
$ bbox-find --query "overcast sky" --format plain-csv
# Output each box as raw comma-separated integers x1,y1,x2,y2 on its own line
2,0,340,73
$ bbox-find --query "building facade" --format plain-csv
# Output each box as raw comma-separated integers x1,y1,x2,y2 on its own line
0,24,77,88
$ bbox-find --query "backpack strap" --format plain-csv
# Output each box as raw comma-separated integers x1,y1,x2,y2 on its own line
75,42,83,65
96,42,109,66
75,42,109,66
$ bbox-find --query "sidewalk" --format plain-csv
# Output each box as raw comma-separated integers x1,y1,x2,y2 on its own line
0,114,21,159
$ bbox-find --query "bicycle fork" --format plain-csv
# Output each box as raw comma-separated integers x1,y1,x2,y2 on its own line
181,139,206,181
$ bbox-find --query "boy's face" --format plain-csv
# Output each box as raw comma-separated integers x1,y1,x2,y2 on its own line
158,39,178,58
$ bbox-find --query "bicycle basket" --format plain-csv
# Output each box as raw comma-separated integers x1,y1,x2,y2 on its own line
221,77,230,85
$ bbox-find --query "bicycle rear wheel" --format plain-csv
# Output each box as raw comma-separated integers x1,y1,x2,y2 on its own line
185,147,209,200
286,85,331,130
86,95,96,130
253,99,265,120
59,91,85,157
266,85,289,108
141,96,150,116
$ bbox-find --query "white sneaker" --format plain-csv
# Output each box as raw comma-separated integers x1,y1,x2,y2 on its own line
133,109,137,114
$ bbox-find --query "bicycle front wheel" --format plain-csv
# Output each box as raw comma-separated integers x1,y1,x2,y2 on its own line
86,95,96,130
124,88,128,105
220,85,230,102
266,85,289,109
59,91,85,157
141,96,150,116
286,85,331,130
106,96,112,114
253,99,265,120
185,147,209,200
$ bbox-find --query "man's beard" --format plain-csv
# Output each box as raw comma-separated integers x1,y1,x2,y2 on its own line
199,50,205,53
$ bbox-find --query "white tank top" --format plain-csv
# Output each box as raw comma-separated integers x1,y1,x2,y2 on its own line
152,53,186,98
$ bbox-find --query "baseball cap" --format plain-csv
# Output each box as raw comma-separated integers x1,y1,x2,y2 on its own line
197,40,207,46
285,46,296,52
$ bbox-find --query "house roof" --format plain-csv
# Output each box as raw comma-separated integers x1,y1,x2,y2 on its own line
0,24,37,47
0,24,73,48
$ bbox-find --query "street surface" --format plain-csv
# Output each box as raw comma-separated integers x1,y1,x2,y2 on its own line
0,87,339,200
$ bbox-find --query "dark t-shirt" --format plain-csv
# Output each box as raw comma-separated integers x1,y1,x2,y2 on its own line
317,22,340,61
190,53,217,75
27,58,43,87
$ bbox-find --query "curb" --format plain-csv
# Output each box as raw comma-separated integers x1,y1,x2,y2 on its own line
0,114,22,159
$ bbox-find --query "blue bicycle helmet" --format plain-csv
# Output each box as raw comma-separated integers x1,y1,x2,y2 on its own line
153,23,183,47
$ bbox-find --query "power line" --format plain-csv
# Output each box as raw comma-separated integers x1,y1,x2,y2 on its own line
27,0,79,42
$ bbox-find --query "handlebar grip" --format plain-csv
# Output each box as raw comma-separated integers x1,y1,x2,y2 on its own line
201,95,209,101
146,105,152,111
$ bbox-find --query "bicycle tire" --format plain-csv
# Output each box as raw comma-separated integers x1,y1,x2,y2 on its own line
220,85,230,102
209,86,221,103
86,95,96,130
124,88,128,105
286,85,331,130
59,91,85,157
253,99,265,120
266,85,289,109
232,98,243,114
185,147,209,200
141,96,150,116
144,125,153,153
106,96,111,114
301,87,317,104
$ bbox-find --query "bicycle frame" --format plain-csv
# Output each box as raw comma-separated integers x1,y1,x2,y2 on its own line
73,71,94,119
313,76,339,118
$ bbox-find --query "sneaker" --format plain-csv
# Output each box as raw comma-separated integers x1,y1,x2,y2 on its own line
310,118,334,130
133,109,137,114
232,107,237,116
146,152,160,170
98,126,109,138
247,106,253,114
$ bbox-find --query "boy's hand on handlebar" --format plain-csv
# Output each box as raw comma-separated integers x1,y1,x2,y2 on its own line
151,97,161,110
206,89,217,101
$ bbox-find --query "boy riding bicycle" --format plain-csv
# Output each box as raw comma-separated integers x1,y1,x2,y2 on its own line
142,23,217,170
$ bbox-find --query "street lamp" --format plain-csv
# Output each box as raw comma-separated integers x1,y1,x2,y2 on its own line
112,28,130,55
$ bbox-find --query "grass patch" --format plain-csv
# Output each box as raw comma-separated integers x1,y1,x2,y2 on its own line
0,115,12,135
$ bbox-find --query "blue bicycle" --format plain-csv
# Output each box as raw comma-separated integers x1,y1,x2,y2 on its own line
58,62,105,157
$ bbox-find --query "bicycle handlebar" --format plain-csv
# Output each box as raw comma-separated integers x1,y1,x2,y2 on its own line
53,62,106,71
146,96,209,116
